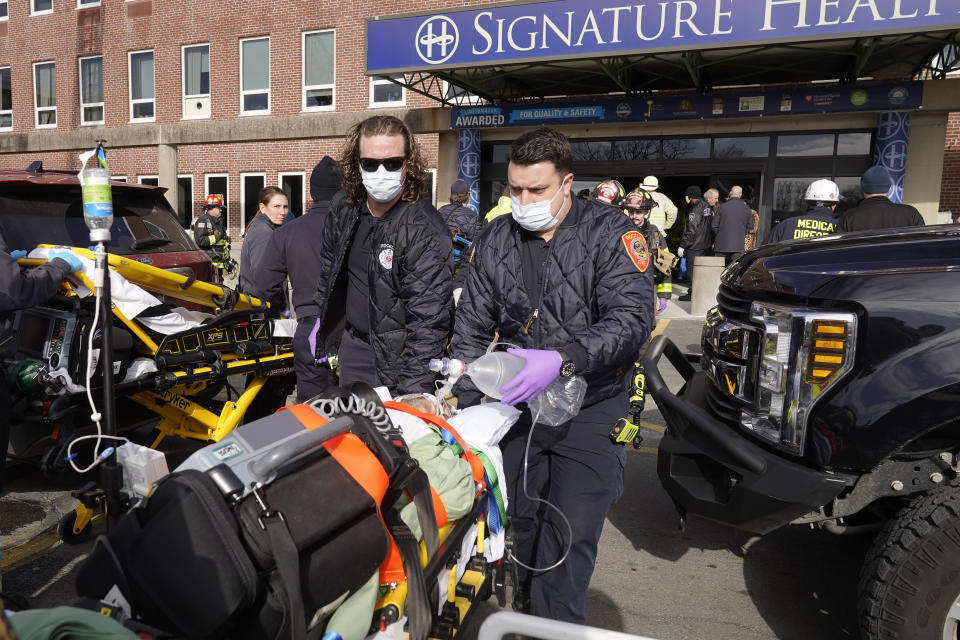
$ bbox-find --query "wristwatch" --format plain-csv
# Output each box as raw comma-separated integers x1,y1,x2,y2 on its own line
557,349,576,377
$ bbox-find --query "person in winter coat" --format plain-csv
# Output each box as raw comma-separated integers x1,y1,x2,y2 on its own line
837,166,925,232
451,127,654,624
313,115,453,395
236,187,294,419
677,187,717,301
484,183,512,226
438,179,480,289
252,156,340,401
764,179,840,244
438,179,479,244
711,185,753,264
239,186,289,295
0,229,79,490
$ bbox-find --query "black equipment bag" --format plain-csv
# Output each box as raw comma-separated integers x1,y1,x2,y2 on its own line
76,436,391,639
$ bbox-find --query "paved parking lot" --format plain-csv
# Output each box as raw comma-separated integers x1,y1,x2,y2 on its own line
1,316,872,639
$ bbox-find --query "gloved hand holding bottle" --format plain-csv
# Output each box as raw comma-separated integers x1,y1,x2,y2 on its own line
656,298,668,315
500,348,562,406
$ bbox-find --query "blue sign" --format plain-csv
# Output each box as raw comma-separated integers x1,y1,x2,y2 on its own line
367,1,960,73
875,112,910,203
451,81,923,128
457,129,481,213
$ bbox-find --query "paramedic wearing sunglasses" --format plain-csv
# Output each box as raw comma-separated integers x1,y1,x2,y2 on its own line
450,127,655,623
0,227,80,490
313,115,454,394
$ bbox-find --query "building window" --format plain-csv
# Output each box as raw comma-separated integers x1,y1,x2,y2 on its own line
713,136,770,159
837,132,872,156
370,75,404,107
111,176,127,182
79,56,104,125
177,174,193,228
33,61,56,128
0,67,11,131
78,0,101,6
0,2,8,20
302,30,334,111
138,175,159,186
129,50,155,121
241,173,265,232
31,0,52,15
240,37,270,115
777,133,834,156
205,174,229,228
663,138,710,159
278,172,304,218
182,43,210,120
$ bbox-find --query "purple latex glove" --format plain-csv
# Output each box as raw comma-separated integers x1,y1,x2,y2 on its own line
500,348,562,406
656,298,668,314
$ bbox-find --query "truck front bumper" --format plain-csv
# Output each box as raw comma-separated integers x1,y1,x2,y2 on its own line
642,335,850,535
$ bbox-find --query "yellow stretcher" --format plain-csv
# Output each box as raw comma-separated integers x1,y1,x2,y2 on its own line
24,246,297,446
16,248,299,542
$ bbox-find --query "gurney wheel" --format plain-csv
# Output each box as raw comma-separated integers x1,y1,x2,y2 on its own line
57,509,92,545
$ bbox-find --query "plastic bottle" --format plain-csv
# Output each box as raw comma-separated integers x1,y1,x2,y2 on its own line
80,165,113,242
429,352,525,400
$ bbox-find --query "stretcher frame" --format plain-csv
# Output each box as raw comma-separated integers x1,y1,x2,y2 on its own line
22,245,295,447
18,248,297,541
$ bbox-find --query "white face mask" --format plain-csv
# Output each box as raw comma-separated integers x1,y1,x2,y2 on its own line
510,176,568,231
361,165,404,203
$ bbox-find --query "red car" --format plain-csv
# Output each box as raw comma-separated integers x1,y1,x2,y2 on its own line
0,166,213,292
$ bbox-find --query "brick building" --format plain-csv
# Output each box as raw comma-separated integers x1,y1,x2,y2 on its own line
0,0,482,236
1,0,959,239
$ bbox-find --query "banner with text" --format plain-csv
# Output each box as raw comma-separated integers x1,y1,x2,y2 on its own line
451,81,922,129
367,1,960,73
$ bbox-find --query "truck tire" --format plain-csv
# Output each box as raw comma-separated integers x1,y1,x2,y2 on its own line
859,483,960,640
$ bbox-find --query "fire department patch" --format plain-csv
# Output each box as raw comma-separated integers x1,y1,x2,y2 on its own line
621,230,649,272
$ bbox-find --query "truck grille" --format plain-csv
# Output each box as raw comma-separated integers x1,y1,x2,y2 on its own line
701,307,759,421
717,284,753,323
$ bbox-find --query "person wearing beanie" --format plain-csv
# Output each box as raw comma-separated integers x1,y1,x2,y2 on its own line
251,156,341,401
837,166,924,232
438,178,479,244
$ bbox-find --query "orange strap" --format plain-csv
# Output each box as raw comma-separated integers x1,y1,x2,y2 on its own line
383,401,485,485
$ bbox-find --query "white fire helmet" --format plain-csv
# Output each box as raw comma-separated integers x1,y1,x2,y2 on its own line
804,179,840,203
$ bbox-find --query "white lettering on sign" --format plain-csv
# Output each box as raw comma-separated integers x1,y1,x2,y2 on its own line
635,3,669,41
843,0,884,23
440,1,953,64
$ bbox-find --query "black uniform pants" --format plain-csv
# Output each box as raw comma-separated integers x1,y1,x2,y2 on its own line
500,393,628,623
294,318,335,402
338,328,379,389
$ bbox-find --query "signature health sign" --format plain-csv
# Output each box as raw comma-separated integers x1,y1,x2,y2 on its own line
366,0,960,73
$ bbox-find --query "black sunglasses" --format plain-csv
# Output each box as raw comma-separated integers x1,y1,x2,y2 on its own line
359,156,405,172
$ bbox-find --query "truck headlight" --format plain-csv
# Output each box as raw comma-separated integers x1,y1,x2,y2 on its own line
741,302,857,454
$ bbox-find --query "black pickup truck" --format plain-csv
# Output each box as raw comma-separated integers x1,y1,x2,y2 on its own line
644,226,960,640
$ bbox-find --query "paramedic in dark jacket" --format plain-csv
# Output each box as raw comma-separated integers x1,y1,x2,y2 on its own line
0,230,79,490
253,157,340,401
451,127,655,624
764,179,840,244
314,115,453,395
677,187,717,301
837,166,925,232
